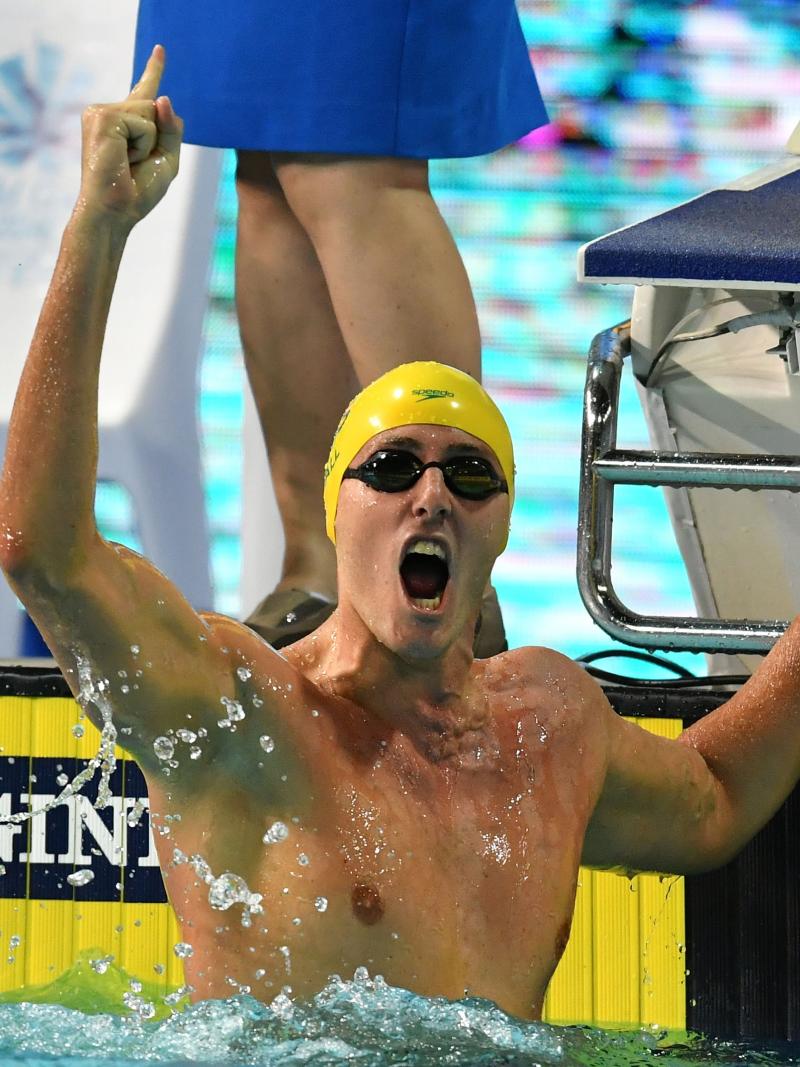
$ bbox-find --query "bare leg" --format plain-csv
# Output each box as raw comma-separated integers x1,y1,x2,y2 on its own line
272,154,482,384
235,151,356,601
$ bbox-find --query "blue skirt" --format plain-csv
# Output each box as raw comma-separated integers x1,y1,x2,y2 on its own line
132,0,548,158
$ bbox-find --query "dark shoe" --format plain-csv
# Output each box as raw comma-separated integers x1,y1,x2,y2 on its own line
245,588,336,649
473,586,508,658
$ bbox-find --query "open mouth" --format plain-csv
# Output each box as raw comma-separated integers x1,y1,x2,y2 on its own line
399,540,450,611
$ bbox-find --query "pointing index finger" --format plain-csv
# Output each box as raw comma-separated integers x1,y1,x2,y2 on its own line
128,44,165,101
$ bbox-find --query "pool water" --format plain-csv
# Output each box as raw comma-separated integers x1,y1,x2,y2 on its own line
0,970,798,1067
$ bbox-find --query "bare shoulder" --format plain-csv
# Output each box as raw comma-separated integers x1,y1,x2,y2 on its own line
197,611,301,684
188,612,320,737
479,645,614,780
123,611,321,803
481,645,615,814
484,644,612,731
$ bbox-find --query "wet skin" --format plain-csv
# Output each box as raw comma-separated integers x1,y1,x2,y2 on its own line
142,425,610,1018
150,634,605,1018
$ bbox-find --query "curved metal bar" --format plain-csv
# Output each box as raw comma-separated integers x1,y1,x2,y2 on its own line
576,322,789,654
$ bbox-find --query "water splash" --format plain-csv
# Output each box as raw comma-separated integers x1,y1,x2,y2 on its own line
0,654,119,826
170,851,263,928
0,970,797,1066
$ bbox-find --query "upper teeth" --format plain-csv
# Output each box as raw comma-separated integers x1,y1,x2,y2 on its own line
408,540,446,560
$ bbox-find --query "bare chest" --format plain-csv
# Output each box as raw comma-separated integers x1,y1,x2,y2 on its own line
158,720,596,1016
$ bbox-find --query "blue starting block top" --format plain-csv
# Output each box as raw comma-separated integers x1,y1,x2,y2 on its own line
578,161,800,290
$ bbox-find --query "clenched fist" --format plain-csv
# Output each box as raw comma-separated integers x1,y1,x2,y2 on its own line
78,45,183,229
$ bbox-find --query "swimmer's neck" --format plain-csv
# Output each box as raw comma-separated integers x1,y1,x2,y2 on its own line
303,603,488,747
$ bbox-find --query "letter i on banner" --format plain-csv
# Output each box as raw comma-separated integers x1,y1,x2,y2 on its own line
0,689,32,992
70,715,126,969
25,696,81,988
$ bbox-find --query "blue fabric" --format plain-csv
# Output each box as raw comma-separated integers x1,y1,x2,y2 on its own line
132,0,548,158
583,170,800,286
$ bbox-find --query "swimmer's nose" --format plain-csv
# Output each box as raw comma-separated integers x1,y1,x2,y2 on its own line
411,466,452,520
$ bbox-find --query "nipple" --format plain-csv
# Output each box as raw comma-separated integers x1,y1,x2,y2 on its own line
351,882,384,925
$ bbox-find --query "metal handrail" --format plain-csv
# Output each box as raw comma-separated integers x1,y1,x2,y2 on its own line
576,322,790,654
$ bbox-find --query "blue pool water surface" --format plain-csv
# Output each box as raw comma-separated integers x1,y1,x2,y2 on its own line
0,973,798,1067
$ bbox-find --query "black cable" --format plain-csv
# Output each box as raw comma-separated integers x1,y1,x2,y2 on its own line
577,649,696,679
643,324,730,386
583,666,749,689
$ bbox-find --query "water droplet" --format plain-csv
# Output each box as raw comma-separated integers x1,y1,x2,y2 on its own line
259,735,275,754
208,872,249,911
153,736,174,760
263,821,289,845
176,728,197,743
190,854,214,884
122,992,155,1020
56,773,69,787
130,644,140,656
298,853,310,866
120,684,130,695
236,666,252,682
189,746,202,760
173,942,194,958
71,724,85,739
90,954,114,974
314,896,328,912
310,709,320,718
220,696,245,722
271,989,293,1015
67,869,94,887
127,800,146,828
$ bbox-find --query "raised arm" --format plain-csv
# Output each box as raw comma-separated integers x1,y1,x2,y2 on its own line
0,49,291,786
0,46,180,581
583,620,800,875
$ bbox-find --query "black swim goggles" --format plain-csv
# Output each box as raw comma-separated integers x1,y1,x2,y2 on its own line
342,449,508,500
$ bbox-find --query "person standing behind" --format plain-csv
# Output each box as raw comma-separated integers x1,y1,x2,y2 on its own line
132,1,548,653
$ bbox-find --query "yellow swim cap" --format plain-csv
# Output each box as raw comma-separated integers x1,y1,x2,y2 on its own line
324,361,515,545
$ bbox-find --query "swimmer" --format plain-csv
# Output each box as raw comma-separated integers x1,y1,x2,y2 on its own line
3,50,800,1019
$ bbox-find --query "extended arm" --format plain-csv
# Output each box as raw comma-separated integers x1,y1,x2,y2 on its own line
583,620,800,875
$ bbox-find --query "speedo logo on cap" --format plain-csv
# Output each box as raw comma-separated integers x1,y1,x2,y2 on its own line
412,388,455,402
